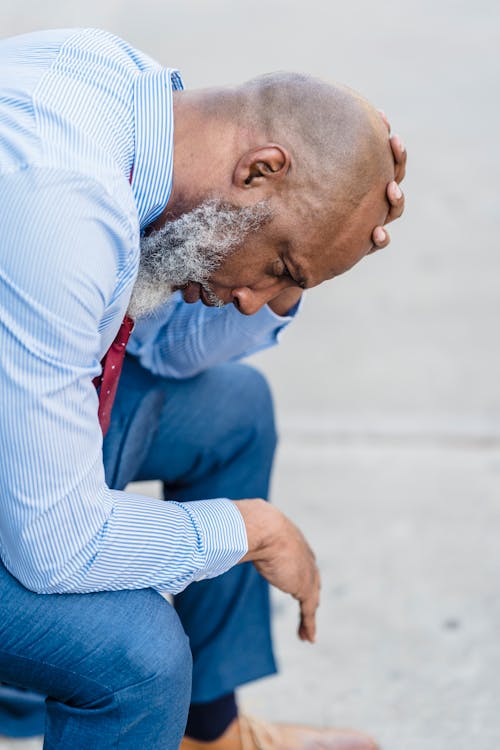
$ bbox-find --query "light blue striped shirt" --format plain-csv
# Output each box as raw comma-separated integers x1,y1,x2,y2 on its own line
0,29,296,595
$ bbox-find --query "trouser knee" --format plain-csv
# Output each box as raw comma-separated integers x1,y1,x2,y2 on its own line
40,591,193,748
229,364,278,453
121,598,193,711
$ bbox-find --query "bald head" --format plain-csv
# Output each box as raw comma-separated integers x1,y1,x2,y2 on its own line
213,72,394,223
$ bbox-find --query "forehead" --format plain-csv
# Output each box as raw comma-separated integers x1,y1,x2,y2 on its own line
281,186,390,288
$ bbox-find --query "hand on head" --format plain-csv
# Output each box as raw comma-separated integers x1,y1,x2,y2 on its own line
370,111,407,251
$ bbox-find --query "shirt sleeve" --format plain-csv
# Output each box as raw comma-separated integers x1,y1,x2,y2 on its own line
127,293,302,379
0,167,247,595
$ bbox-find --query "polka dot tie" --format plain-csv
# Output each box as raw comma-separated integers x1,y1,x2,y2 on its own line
93,315,135,436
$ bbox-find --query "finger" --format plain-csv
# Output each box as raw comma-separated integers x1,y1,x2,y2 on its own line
371,226,391,250
299,588,321,643
377,109,391,132
298,605,317,643
389,133,405,162
386,198,405,225
389,134,407,183
388,179,403,205
384,180,405,225
297,572,321,642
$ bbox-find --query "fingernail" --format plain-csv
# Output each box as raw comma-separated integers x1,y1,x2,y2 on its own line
393,183,402,199
392,134,404,151
374,227,386,243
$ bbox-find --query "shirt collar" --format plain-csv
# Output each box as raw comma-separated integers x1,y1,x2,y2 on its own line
131,67,184,231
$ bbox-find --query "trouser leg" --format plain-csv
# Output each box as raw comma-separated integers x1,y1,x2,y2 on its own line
0,686,45,737
0,560,192,749
134,359,279,701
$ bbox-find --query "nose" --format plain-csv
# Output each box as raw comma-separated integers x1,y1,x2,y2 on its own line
231,285,283,315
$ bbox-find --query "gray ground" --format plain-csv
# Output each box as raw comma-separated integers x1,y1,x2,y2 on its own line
1,1,499,748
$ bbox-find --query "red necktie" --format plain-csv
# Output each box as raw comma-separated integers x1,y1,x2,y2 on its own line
93,314,135,436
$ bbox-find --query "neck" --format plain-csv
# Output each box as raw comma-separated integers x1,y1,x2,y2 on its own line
162,90,231,219
154,88,264,228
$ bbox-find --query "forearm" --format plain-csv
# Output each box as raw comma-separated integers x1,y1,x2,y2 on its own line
128,294,301,379
4,491,248,595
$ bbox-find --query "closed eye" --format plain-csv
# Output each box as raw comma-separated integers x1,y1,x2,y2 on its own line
274,256,307,289
281,263,306,289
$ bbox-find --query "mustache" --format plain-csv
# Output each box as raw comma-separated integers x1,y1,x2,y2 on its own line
200,283,225,307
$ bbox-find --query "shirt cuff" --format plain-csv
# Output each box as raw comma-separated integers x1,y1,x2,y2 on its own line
178,498,248,581
223,295,303,360
253,294,303,343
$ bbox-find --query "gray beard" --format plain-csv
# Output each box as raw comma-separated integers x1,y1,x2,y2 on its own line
127,199,272,319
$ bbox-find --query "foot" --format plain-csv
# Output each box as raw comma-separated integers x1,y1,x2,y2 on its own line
180,714,379,750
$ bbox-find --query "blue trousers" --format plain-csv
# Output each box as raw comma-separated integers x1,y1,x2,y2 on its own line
0,357,277,748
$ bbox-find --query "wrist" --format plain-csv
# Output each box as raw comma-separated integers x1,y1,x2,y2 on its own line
234,499,281,562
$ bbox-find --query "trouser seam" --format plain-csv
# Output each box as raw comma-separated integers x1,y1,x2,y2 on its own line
0,648,114,702
0,645,187,703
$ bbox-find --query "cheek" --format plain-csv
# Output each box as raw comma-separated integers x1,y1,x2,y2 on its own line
208,234,276,289
209,263,248,289
209,256,267,290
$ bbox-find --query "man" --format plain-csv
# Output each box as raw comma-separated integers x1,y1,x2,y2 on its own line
0,28,406,750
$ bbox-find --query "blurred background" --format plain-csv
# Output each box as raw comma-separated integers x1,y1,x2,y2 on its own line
1,1,499,748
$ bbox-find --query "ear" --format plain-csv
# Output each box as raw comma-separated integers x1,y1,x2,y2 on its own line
233,144,291,190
